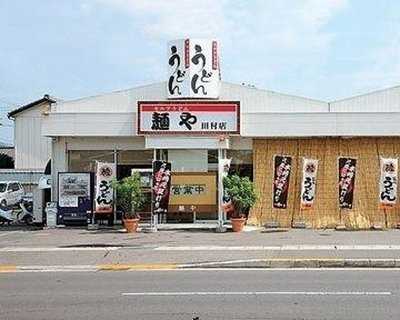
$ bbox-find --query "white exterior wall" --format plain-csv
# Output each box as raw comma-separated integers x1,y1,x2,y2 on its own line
330,86,400,112
41,82,400,140
51,137,68,201
65,137,145,150
14,103,51,170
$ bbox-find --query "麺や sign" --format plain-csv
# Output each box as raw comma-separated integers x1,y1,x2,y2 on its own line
137,101,240,135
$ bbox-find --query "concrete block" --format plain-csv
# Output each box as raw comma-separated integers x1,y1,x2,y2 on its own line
292,221,306,229
264,221,280,228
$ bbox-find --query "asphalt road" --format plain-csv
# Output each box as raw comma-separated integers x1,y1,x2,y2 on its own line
1,269,400,320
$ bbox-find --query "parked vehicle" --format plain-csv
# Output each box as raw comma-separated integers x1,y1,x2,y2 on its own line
0,199,33,225
0,181,24,208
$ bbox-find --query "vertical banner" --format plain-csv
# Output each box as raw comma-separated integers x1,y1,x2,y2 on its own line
379,158,398,209
300,158,319,210
152,161,172,215
273,155,292,209
338,157,357,209
95,162,116,213
219,158,232,215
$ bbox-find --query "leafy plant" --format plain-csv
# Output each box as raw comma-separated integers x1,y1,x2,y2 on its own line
111,173,145,219
223,174,257,218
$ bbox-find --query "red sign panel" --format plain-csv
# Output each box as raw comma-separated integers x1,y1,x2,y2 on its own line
137,101,240,135
184,39,190,69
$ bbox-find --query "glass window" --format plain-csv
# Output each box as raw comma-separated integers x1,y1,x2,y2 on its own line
69,150,114,172
118,150,153,166
227,150,253,180
0,183,6,192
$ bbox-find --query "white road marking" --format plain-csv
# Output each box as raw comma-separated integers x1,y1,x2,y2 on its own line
16,265,98,272
154,245,400,251
0,247,120,252
122,291,392,296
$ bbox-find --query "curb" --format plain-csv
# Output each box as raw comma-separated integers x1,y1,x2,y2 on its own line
179,258,400,269
1,259,400,273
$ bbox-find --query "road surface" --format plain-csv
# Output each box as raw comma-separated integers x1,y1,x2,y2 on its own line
1,269,399,320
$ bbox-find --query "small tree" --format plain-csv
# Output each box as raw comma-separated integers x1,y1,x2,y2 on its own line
223,175,257,218
111,173,145,219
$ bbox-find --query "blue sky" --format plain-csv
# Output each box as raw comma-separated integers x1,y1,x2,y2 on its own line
1,0,400,144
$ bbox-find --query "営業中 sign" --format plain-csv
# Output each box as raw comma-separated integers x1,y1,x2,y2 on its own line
137,101,240,135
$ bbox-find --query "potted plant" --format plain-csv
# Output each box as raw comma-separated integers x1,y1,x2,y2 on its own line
223,174,257,232
112,173,145,233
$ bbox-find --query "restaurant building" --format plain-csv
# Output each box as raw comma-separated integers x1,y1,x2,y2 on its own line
10,39,400,229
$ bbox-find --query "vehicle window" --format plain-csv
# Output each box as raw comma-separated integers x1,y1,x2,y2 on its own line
7,184,13,191
10,183,19,191
0,183,6,193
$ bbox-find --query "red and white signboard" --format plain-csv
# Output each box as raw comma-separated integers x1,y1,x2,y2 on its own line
137,101,240,135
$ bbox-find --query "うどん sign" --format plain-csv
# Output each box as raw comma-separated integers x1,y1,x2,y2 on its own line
137,101,240,135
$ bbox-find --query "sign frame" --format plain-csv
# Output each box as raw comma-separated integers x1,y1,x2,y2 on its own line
137,100,240,135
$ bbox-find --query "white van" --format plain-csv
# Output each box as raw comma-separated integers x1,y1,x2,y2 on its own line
0,181,24,208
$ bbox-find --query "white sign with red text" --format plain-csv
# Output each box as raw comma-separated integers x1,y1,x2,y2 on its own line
95,162,116,213
137,101,240,135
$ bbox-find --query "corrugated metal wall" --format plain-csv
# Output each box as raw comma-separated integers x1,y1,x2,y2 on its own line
330,86,400,112
14,104,51,170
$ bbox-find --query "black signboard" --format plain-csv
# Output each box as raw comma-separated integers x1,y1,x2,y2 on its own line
273,156,292,209
152,161,172,216
338,158,357,209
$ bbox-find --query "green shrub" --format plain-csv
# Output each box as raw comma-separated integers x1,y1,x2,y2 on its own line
223,174,257,218
111,173,145,219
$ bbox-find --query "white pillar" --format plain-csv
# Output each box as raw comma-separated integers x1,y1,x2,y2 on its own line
217,148,227,231
50,137,68,202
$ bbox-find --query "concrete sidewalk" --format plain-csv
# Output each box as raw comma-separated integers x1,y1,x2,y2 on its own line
1,227,400,269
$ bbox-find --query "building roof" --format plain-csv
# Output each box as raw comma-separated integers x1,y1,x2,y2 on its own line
8,94,56,118
0,142,13,148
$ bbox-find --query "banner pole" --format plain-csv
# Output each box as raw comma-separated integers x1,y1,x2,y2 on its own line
217,148,224,231
152,149,158,231
113,149,118,226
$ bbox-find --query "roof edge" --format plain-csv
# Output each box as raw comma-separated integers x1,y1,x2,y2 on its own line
8,94,56,118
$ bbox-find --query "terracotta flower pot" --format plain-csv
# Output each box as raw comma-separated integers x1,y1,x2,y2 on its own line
123,218,140,233
230,217,246,232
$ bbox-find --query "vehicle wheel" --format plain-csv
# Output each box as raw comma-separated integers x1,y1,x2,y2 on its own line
0,200,7,208
24,216,33,225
